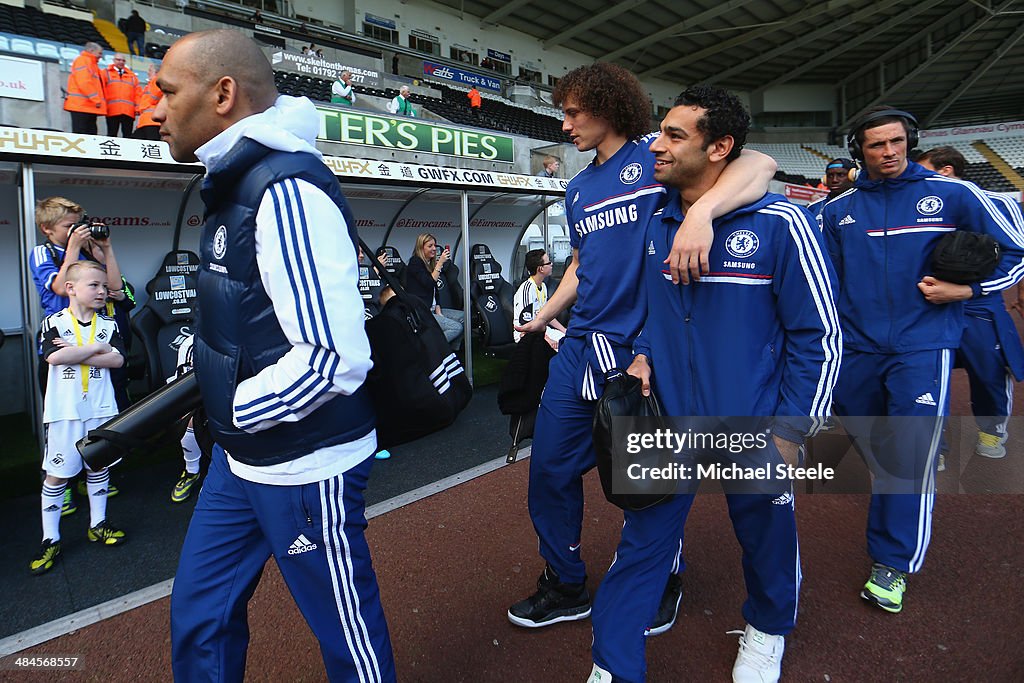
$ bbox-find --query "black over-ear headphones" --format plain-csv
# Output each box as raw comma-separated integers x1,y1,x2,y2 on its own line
846,109,919,161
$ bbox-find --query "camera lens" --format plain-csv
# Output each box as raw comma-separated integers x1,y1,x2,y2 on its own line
89,223,110,239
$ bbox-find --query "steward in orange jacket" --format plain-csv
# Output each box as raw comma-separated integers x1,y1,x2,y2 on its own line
134,68,162,140
466,86,482,118
100,55,139,137
65,43,106,134
101,58,139,117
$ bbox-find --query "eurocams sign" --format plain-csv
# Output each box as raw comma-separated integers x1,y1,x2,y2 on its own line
318,107,515,162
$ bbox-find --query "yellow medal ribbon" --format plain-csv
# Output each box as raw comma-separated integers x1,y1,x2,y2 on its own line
533,279,547,307
68,308,97,398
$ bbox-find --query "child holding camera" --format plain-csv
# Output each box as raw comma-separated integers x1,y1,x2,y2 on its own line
30,197,125,319
31,261,128,575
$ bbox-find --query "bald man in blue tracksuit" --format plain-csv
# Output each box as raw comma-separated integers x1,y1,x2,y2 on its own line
589,86,841,683
820,109,1024,614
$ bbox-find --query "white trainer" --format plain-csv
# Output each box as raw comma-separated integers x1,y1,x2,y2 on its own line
586,663,614,683
731,623,785,683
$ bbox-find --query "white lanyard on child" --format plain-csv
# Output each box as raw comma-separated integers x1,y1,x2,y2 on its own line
68,309,97,398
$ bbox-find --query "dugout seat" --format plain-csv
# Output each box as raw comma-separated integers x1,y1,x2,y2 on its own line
434,257,464,311
130,250,200,394
358,254,385,320
375,245,407,287
468,243,516,357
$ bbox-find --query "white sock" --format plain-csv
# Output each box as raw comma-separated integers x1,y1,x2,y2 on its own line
86,468,110,528
41,482,65,542
181,427,201,475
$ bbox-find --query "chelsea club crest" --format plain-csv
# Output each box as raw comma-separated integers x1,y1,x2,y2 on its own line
725,230,759,258
213,225,228,260
917,196,943,215
619,162,643,185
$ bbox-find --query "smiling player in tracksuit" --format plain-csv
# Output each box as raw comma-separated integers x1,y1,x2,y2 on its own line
916,146,1024,464
591,86,840,683
821,107,1024,615
508,63,777,640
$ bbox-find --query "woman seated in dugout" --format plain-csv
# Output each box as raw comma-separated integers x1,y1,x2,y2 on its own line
406,233,464,349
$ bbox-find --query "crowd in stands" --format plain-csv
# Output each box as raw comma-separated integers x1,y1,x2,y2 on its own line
2,1,1022,188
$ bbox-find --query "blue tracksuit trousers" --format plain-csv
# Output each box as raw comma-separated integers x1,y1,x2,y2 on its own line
592,441,799,683
171,445,395,682
833,348,951,573
959,312,1015,437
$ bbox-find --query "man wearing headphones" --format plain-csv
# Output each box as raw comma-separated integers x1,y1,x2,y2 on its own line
807,158,857,217
820,106,1024,614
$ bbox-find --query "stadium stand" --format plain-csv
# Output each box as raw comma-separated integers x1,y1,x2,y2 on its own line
0,4,111,51
270,70,568,143
744,140,1023,193
980,137,1024,190
419,81,566,143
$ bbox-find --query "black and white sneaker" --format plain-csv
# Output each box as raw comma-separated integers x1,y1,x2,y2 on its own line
507,565,591,628
645,573,683,637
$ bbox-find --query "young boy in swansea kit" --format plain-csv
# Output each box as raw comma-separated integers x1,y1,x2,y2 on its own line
31,261,128,575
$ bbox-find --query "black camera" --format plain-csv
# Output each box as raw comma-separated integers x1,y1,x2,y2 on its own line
69,216,110,240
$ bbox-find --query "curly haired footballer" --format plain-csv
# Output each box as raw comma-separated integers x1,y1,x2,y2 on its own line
552,62,651,142
674,85,749,161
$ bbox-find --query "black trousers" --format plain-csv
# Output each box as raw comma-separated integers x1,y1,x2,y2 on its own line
134,125,161,140
106,115,134,138
69,111,99,135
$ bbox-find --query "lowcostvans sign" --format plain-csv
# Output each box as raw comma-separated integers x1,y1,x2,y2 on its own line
318,107,515,162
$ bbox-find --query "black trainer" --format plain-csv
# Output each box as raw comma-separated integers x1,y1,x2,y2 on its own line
645,573,683,637
507,565,591,628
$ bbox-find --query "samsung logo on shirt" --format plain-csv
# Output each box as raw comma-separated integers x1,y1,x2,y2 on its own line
574,204,640,237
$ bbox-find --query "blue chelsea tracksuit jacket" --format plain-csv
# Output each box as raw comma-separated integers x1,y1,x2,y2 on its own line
820,161,1024,355
634,192,842,439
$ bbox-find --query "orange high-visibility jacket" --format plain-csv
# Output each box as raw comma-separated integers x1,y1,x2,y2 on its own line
101,64,140,118
136,80,162,129
64,51,106,115
467,88,482,108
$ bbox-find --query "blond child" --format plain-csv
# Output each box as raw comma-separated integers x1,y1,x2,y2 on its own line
31,261,127,575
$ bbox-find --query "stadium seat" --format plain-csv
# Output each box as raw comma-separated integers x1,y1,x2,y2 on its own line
434,258,464,311
0,36,9,53
130,251,201,393
10,37,34,55
468,243,516,358
375,245,408,287
35,43,59,59
358,255,385,320
59,46,80,62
